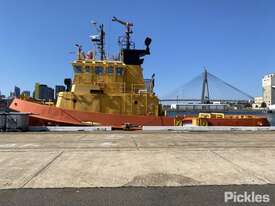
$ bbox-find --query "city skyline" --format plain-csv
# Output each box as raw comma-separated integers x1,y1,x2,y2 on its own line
1,0,275,97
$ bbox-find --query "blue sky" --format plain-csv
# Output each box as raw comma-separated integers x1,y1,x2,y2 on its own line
0,0,275,97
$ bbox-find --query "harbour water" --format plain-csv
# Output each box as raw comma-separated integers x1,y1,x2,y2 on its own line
167,110,275,126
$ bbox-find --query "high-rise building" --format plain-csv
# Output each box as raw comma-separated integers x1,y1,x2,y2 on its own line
39,84,49,100
262,73,275,106
14,86,20,97
55,85,65,100
34,83,41,100
34,83,54,101
48,87,54,101
21,90,31,97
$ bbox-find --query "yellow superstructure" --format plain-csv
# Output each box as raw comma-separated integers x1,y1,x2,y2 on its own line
56,59,159,116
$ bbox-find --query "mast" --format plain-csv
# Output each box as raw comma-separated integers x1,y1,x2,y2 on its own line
99,24,105,60
112,16,133,49
91,21,106,60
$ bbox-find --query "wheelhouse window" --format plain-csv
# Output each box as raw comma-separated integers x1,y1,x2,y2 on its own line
116,67,124,76
107,67,113,75
73,66,82,73
85,66,91,73
95,66,104,75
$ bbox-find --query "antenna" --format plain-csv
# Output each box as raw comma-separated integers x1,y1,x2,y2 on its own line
90,20,106,60
112,16,134,49
75,44,85,60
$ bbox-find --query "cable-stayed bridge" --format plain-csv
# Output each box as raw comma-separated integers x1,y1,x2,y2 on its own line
160,69,254,105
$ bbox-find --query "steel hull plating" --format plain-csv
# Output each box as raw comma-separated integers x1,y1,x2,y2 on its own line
9,98,174,127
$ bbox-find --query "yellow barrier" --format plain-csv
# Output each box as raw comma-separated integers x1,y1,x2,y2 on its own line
210,113,224,118
192,118,209,126
174,119,183,126
192,118,199,126
198,113,224,119
198,113,211,118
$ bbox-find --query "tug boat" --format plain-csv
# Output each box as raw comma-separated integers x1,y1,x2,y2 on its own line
9,17,270,128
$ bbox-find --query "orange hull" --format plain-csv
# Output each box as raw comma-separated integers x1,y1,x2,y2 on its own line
9,98,175,127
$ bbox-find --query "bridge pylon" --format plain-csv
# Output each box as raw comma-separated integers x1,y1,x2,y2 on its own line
201,68,210,104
